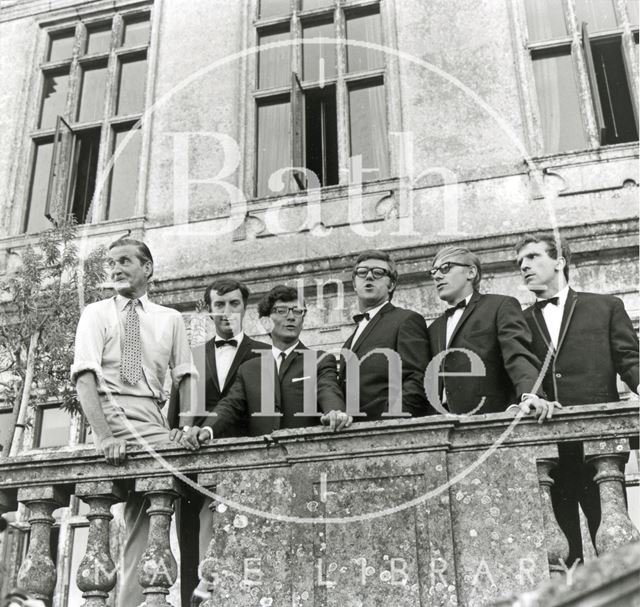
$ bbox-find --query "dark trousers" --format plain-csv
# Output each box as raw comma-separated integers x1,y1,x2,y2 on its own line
179,493,205,606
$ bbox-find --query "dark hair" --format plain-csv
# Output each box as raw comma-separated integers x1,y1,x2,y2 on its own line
433,246,482,289
257,285,301,318
352,249,398,298
204,278,250,309
108,237,154,278
515,233,571,281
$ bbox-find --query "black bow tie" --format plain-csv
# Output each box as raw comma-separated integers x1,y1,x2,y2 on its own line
536,297,559,310
444,299,467,318
215,339,238,348
353,312,370,324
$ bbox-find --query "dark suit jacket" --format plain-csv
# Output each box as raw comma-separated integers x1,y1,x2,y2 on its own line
428,292,544,414
339,302,431,419
524,288,639,405
211,342,346,437
166,335,270,429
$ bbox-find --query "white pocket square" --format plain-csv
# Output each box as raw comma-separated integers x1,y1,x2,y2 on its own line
291,376,310,383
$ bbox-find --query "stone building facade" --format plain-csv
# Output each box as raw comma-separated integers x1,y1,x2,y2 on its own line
0,0,638,605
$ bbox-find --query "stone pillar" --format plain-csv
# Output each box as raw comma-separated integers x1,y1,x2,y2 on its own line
16,485,67,602
75,480,126,607
536,458,570,575
584,438,640,555
135,476,183,607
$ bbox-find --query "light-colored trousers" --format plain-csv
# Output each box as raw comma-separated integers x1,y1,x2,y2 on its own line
99,394,176,607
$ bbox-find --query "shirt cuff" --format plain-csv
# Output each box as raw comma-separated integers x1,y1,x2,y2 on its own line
520,393,537,401
201,426,213,441
172,363,199,384
70,361,106,387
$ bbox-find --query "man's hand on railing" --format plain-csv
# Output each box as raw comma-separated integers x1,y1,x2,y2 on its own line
320,410,353,432
169,426,212,450
100,436,127,466
515,395,563,423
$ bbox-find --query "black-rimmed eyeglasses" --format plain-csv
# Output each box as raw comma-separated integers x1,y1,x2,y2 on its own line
428,262,471,278
271,306,307,317
354,266,391,280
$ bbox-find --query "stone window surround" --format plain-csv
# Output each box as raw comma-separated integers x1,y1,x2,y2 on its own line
7,0,159,237
240,0,404,201
510,0,639,157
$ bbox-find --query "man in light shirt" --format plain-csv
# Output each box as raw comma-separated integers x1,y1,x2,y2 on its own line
516,232,639,564
339,249,431,419
71,237,197,605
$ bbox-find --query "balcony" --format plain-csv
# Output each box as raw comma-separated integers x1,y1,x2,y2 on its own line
0,401,638,607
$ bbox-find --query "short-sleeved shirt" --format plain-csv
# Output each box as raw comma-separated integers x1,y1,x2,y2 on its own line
71,293,197,402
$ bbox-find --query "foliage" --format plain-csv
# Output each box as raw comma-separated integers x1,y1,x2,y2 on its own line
0,220,108,415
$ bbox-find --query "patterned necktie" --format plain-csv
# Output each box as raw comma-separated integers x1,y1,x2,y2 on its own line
121,299,142,385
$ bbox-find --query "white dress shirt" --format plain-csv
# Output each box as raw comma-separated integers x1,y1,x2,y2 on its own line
445,293,473,347
352,300,388,345
214,331,244,389
537,285,569,348
71,293,196,402
272,341,300,371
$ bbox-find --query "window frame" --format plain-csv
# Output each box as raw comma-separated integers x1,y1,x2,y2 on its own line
245,0,401,199
513,0,639,156
31,401,88,450
20,1,154,235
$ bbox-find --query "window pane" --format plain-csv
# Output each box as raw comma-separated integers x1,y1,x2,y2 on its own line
346,10,384,72
302,0,334,9
67,526,89,607
108,128,142,220
348,83,388,181
592,40,638,144
48,31,75,62
117,57,147,115
258,29,291,88
256,100,292,197
303,21,336,81
532,52,588,153
26,141,54,233
77,63,108,122
259,0,290,19
37,407,72,448
629,0,639,26
0,411,12,455
122,17,150,47
69,128,101,224
575,0,618,31
305,87,338,186
39,71,69,129
86,24,111,55
524,0,567,41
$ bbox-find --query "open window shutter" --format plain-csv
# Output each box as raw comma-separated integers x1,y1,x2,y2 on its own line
621,35,639,129
581,22,607,143
291,72,305,190
45,115,74,226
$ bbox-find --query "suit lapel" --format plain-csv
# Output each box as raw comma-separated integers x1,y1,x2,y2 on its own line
351,302,393,353
223,337,250,392
448,291,480,346
555,288,577,355
205,339,221,394
531,306,554,353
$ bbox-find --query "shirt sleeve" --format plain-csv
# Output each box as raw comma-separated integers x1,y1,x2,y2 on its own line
70,304,107,386
170,312,199,384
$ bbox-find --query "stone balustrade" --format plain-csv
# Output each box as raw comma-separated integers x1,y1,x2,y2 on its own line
0,401,638,607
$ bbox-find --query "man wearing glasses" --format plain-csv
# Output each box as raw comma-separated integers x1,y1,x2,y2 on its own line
427,246,549,415
340,249,431,419
205,285,350,438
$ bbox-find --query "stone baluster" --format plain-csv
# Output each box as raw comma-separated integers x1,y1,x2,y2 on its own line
75,480,126,607
584,438,640,554
136,476,183,607
16,486,67,602
536,458,570,575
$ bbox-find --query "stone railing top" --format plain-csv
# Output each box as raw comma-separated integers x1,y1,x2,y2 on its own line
0,401,636,496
